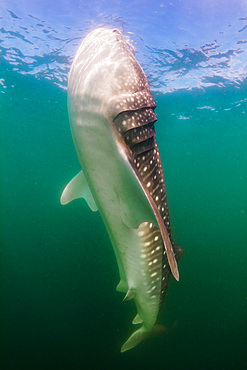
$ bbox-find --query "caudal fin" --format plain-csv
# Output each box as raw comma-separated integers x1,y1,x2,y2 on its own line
121,327,148,353
121,325,166,353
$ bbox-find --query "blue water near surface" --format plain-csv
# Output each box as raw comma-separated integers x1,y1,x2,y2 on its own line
1,1,247,369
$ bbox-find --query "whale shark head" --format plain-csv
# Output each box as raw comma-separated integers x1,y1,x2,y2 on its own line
68,28,156,121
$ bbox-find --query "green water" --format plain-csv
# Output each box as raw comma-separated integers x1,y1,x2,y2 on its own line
1,68,247,369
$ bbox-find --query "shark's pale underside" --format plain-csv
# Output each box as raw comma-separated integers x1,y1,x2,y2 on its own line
61,28,183,352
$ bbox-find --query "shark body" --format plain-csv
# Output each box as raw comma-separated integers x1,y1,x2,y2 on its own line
61,28,182,352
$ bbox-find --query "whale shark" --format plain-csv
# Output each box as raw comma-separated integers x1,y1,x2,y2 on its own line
61,28,182,352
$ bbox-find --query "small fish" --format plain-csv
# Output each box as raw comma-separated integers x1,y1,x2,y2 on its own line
61,28,183,352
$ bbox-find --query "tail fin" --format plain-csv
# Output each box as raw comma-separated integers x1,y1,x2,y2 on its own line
121,326,148,353
121,325,166,353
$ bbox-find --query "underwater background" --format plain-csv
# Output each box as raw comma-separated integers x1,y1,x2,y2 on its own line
1,0,247,369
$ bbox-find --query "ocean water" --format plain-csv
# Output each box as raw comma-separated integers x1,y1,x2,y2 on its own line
1,1,247,369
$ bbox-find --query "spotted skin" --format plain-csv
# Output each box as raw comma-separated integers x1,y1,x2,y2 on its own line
115,107,182,307
63,27,183,352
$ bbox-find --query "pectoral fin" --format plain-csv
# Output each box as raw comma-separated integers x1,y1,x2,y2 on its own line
60,170,98,212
